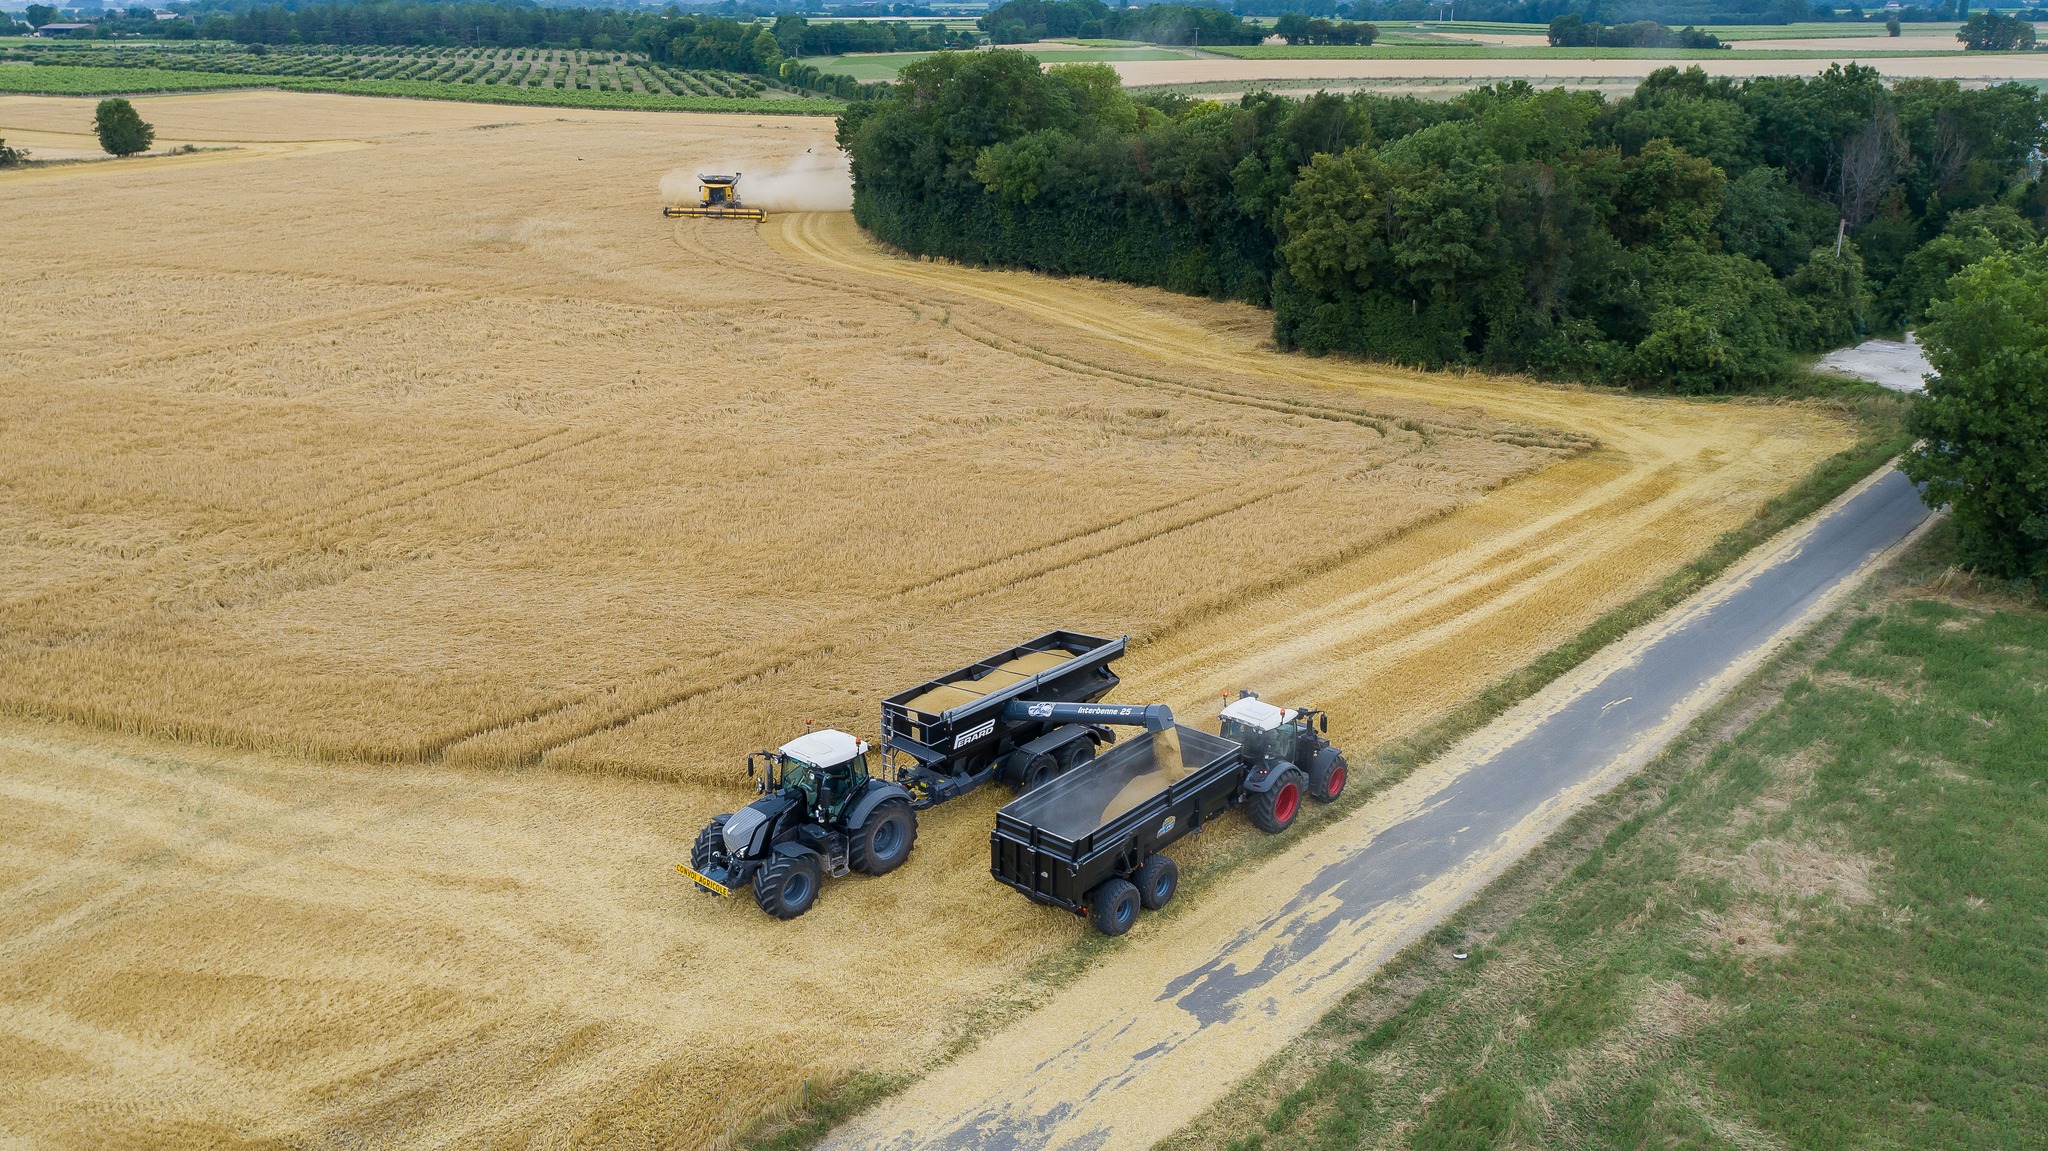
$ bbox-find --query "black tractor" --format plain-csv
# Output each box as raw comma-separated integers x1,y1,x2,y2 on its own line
1217,693,1348,830
680,729,918,919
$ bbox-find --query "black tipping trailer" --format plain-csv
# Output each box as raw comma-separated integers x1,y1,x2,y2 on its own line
880,630,1127,808
988,696,1349,935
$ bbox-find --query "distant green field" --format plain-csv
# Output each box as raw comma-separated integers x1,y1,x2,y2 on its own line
0,64,279,95
1208,43,1971,59
807,44,1190,81
1377,18,1965,39
0,63,836,113
804,52,936,81
0,43,795,102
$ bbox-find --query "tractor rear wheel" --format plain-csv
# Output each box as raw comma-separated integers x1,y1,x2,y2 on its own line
849,800,917,876
1308,753,1348,804
1248,767,1306,834
1021,754,1057,792
754,853,822,920
1134,855,1179,910
1088,877,1141,937
690,816,728,871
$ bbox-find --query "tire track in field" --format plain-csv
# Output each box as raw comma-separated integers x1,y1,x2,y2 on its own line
760,215,1853,724
1,428,618,655
52,287,487,378
720,219,1585,453
421,478,1260,762
438,460,1376,768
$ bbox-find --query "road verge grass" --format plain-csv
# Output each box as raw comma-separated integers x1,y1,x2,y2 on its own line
739,385,1913,1150
1164,519,2048,1150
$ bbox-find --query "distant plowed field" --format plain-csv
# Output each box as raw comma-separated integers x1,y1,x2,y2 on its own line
0,92,1852,1149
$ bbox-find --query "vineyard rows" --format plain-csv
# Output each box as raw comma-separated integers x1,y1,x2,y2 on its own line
3,44,777,99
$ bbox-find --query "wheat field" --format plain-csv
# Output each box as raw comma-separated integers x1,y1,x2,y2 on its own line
0,91,1854,1148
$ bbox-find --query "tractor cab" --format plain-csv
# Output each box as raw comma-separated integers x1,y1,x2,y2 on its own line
1219,693,1328,767
751,729,869,822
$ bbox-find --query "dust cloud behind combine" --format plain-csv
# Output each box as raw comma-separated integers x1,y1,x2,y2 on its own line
1,91,1854,1150
659,142,851,211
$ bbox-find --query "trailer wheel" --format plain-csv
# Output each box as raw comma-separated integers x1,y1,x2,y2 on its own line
690,816,728,872
1309,753,1348,804
1134,855,1178,910
1021,754,1057,792
1248,768,1306,834
849,800,916,876
1088,878,1141,937
1057,739,1095,773
754,853,822,920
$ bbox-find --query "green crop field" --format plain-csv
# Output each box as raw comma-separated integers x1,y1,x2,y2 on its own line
0,44,833,112
1176,526,2048,1151
0,63,283,95
804,52,934,81
1364,18,1966,38
1206,43,1972,60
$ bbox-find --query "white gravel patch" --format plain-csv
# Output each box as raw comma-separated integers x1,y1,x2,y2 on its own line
1817,333,1934,393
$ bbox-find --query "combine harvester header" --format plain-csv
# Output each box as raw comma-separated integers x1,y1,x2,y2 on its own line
663,173,765,221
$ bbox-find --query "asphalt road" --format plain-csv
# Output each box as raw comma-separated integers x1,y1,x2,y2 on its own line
826,466,1937,1151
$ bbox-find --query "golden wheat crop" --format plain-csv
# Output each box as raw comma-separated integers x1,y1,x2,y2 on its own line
0,91,1855,1150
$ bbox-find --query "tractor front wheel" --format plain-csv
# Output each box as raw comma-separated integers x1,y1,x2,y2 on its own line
849,800,917,876
1308,753,1348,804
754,853,822,920
1088,877,1141,937
690,816,728,871
1248,767,1306,834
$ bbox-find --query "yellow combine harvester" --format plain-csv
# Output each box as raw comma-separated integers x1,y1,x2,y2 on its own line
663,173,765,221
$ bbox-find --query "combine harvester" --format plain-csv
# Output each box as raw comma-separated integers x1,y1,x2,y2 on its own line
662,173,765,221
678,631,1348,930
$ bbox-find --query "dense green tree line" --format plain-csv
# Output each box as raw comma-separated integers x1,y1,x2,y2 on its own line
979,0,1265,46
196,1,655,47
840,53,2048,393
1546,15,1724,48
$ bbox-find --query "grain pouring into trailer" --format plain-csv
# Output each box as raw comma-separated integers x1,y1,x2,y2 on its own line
989,692,1349,935
680,631,1131,920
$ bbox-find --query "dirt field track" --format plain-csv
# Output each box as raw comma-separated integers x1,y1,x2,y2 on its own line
1,92,1850,1148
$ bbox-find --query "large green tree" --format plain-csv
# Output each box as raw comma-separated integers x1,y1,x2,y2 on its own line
1903,243,2048,583
93,99,154,158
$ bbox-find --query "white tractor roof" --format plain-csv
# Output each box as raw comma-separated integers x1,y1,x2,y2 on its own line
1219,697,1297,732
778,729,867,766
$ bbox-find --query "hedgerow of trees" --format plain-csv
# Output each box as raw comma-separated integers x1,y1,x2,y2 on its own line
1546,14,1724,48
839,54,2048,394
1273,13,1380,46
1957,12,2039,50
979,0,1265,45
1904,243,2048,586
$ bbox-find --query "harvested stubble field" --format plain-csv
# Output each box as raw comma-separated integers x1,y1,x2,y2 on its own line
1,90,1854,1148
